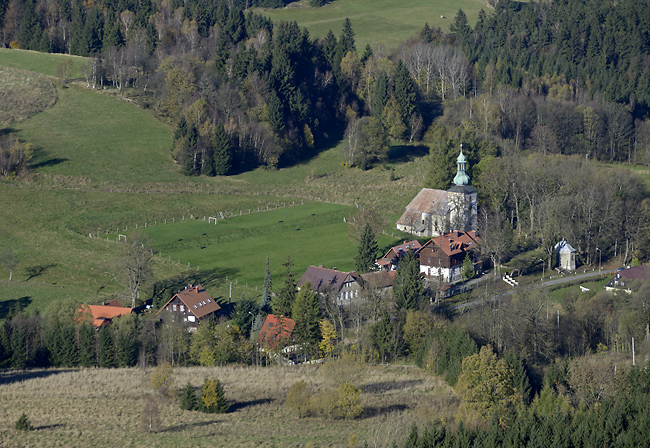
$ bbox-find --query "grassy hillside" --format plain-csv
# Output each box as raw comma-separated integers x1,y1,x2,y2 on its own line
255,0,487,52
0,66,56,128
0,364,458,447
0,48,84,78
0,49,424,315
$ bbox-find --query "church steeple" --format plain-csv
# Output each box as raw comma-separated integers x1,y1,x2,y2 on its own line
453,144,470,186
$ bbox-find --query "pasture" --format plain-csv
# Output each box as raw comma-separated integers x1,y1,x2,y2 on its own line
0,48,84,79
0,363,458,447
134,202,403,288
255,0,487,52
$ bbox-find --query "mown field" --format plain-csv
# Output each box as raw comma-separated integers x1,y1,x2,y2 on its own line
0,49,423,315
0,363,458,447
255,0,487,52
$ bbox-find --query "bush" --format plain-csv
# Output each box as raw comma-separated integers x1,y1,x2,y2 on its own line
15,413,32,431
151,362,174,397
285,380,312,418
333,383,363,419
180,383,199,411
201,378,229,413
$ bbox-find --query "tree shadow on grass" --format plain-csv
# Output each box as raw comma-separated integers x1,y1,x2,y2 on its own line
29,146,68,169
31,157,68,169
25,263,55,281
161,420,220,433
229,397,274,412
0,296,31,319
0,369,70,386
388,144,429,163
361,404,410,418
35,423,67,431
360,379,423,394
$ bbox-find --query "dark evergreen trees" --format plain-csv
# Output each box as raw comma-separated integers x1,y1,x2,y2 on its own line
212,122,231,176
291,282,320,357
272,256,296,316
180,383,199,411
392,251,425,311
354,223,378,273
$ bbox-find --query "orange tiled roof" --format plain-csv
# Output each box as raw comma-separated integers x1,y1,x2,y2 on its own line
80,305,133,327
258,314,295,348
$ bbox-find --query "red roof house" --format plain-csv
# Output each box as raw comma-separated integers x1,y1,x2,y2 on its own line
79,304,133,327
258,314,295,349
417,230,482,284
376,240,422,271
156,284,221,329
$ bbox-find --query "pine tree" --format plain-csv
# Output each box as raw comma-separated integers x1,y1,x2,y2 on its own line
360,44,373,63
392,251,424,311
97,325,116,368
291,283,321,358
78,322,96,367
354,223,378,273
372,71,389,120
393,60,417,128
461,253,475,281
212,122,231,175
18,0,42,51
338,18,356,56
450,9,471,44
180,383,198,410
272,256,296,317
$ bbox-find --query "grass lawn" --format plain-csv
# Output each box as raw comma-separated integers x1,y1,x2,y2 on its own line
254,0,487,52
0,48,84,78
136,202,404,289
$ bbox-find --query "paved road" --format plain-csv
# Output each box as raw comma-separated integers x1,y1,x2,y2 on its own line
449,269,617,312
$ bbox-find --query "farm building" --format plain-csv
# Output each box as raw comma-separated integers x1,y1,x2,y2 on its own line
417,230,482,284
297,265,362,305
156,284,221,330
78,304,132,327
396,148,477,237
554,239,577,271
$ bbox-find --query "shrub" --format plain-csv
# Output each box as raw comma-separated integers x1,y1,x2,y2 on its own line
15,413,32,431
285,380,312,418
151,362,174,397
201,378,229,413
333,383,363,419
180,383,199,411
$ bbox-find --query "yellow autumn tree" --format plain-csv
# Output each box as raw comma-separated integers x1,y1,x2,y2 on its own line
319,320,336,358
455,345,520,425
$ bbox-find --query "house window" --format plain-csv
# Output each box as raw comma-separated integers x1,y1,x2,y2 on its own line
180,305,184,312
172,304,177,311
188,315,196,322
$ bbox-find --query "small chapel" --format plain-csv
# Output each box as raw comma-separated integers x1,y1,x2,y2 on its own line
396,147,477,238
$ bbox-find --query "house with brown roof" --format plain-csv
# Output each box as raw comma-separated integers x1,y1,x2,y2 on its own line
258,314,295,349
605,265,650,294
297,266,362,305
79,304,133,327
360,270,396,296
376,240,422,271
417,230,482,284
156,284,221,330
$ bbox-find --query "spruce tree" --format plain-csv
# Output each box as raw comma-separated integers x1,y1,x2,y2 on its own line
212,122,231,175
272,256,295,317
338,18,356,56
392,251,424,311
291,283,320,358
393,60,417,128
97,325,116,368
180,383,198,411
201,378,229,413
354,223,378,273
78,322,96,367
372,71,389,120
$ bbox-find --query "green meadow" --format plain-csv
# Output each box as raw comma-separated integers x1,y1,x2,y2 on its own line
135,202,402,288
0,50,421,314
0,48,84,78
255,0,487,52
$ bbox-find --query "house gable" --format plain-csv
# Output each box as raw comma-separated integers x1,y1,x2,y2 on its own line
258,314,295,349
156,284,220,327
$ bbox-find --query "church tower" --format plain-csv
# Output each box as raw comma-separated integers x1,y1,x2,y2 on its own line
447,144,477,232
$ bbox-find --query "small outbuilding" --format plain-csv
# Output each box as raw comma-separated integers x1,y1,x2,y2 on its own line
554,239,577,271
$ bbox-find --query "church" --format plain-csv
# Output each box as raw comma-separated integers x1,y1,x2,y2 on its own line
396,147,477,238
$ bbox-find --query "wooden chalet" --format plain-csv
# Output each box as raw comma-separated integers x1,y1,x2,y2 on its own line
156,284,220,330
297,265,362,305
417,230,482,284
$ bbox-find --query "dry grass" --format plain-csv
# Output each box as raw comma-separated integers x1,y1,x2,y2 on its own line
0,364,457,447
0,66,57,128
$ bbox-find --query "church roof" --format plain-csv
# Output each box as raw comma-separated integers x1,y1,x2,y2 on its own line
554,240,576,253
